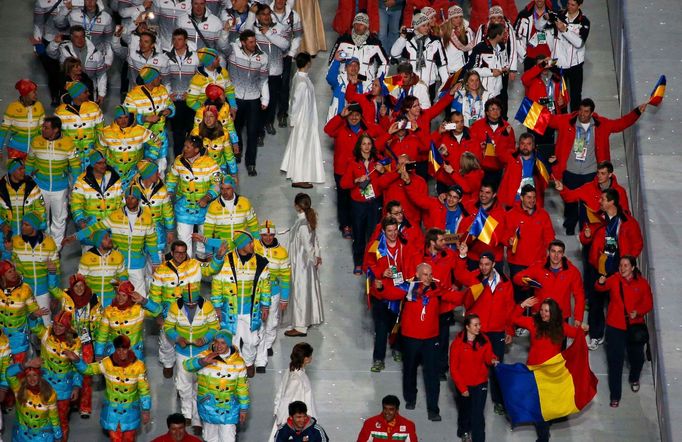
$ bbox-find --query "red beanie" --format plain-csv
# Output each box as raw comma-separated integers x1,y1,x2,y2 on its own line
0,260,14,276
117,281,136,296
15,79,37,97
205,84,224,102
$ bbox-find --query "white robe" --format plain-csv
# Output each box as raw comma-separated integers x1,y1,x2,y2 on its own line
268,368,317,439
280,71,325,184
281,212,324,331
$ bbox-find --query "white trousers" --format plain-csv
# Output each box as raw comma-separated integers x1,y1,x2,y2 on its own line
42,189,69,247
176,222,205,258
234,314,261,367
203,423,236,442
255,295,279,367
158,329,176,368
157,158,167,178
35,293,52,326
128,268,147,298
175,353,200,427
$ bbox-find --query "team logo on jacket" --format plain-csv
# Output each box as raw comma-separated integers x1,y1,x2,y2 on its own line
153,59,158,64
203,24,209,30
97,18,101,23
375,422,381,428
400,425,406,431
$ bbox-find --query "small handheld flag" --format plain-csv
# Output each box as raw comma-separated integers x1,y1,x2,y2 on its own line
468,208,499,245
648,75,666,107
484,133,496,157
515,97,552,135
428,142,444,175
441,68,463,93
535,159,551,185
383,74,403,94
511,226,520,254
522,276,543,289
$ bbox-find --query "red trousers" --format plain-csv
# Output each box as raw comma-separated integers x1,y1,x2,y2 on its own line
57,399,71,441
109,424,137,442
79,342,94,413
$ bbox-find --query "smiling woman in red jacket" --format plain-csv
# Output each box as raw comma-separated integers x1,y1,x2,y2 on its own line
449,314,498,442
341,134,389,274
595,256,653,408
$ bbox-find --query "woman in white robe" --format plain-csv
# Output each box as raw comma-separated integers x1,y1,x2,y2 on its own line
280,52,325,188
282,193,324,336
269,342,317,439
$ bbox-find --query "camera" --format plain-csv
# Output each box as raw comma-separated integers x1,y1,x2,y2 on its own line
547,10,559,22
403,27,414,35
339,50,349,59
443,123,458,131
604,242,618,256
405,162,418,172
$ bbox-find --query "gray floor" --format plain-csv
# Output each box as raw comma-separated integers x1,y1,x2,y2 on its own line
0,0,661,440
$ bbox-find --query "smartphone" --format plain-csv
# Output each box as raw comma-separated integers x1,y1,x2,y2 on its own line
444,123,458,131
339,50,349,59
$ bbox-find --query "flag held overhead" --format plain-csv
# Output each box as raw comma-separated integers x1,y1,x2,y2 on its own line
515,97,552,135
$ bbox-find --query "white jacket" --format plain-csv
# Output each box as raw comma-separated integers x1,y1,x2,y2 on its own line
444,21,476,74
47,38,111,99
391,34,449,87
474,19,518,72
328,34,389,82
548,10,590,69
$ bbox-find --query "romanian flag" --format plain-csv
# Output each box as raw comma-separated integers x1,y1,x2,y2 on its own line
469,282,485,301
484,133,496,157
522,276,543,289
440,68,464,95
495,336,598,425
535,158,551,184
428,142,444,175
585,206,602,224
510,226,520,254
367,232,388,260
383,74,403,94
515,97,552,135
648,75,666,106
468,207,498,245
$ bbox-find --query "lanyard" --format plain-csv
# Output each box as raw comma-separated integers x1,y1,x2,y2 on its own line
466,93,482,118
545,78,554,100
386,244,400,268
82,11,99,36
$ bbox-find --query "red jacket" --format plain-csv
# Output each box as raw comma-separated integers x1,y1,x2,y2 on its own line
403,0,452,27
401,284,464,339
435,168,484,208
497,151,549,209
503,204,554,267
449,332,495,393
468,118,516,172
513,309,580,365
422,248,462,313
324,114,383,175
404,182,470,232
521,64,569,114
431,128,480,166
559,173,630,215
594,273,653,331
357,413,418,442
365,219,425,265
469,0,518,30
340,158,389,202
382,132,428,161
513,258,585,321
345,82,394,130
459,201,507,263
366,241,419,301
456,267,515,334
548,108,642,181
579,211,644,271
377,172,428,227
333,0,380,35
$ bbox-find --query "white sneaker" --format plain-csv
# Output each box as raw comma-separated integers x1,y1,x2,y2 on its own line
587,338,600,351
597,336,605,345
515,328,529,337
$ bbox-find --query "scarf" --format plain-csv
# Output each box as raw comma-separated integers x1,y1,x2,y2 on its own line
414,35,428,71
450,29,474,52
351,30,369,47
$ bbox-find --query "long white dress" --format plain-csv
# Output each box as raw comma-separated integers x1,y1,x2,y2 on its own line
280,71,325,184
268,368,318,439
281,212,324,332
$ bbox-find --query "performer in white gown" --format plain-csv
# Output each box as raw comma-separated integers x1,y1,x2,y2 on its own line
280,52,325,188
269,342,317,439
282,193,324,336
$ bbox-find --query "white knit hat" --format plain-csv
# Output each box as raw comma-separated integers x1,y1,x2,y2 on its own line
412,12,430,28
421,6,437,20
489,6,504,18
353,12,370,27
448,5,464,19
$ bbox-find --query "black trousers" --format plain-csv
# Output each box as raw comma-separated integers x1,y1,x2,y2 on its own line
372,297,399,362
509,263,530,304
402,335,440,414
37,44,60,101
564,63,584,112
499,74,510,120
120,60,130,100
170,100,196,157
456,382,488,442
485,331,506,405
235,98,262,167
350,198,381,267
264,73,283,125
333,174,352,231
438,311,454,376
561,170,596,234
278,56,293,118
605,326,646,401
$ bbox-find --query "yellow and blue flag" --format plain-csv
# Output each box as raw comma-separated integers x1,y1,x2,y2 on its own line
484,133,496,157
468,207,498,245
649,75,666,106
428,142,444,175
515,97,552,135
495,336,597,425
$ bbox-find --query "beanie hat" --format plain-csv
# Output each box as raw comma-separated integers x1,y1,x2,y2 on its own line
138,66,160,85
489,6,504,18
447,185,464,198
352,12,369,27
7,158,23,174
198,47,218,67
412,12,429,28
448,5,464,19
259,220,276,235
66,81,87,100
127,185,142,200
88,149,105,166
205,83,224,101
53,310,73,330
214,329,233,347
22,212,42,231
0,260,14,276
117,281,136,296
15,79,37,97
222,175,236,187
421,6,436,20
233,231,253,251
91,229,111,248
137,161,158,180
113,105,128,120
480,251,496,262
113,335,131,349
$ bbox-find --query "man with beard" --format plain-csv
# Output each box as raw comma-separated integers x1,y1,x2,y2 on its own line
497,133,551,209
